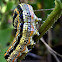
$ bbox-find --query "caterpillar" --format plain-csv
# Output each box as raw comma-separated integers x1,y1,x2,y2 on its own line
4,3,42,62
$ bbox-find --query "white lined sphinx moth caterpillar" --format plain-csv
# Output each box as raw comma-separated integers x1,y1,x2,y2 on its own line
4,3,42,62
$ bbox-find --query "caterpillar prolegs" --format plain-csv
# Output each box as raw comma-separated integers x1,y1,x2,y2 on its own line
4,3,42,62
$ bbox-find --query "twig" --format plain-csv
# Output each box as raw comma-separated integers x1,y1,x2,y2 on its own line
19,0,28,3
27,52,41,59
34,8,54,11
47,29,52,62
49,50,60,62
40,38,60,62
40,38,62,57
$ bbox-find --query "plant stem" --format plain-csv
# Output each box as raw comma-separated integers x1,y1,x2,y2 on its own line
34,0,62,41
19,0,62,61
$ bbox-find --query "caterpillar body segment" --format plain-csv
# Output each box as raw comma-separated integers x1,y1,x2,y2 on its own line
7,51,22,62
4,3,42,62
6,25,28,62
4,9,23,61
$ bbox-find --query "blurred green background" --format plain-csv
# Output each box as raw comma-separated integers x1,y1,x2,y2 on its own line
0,0,62,62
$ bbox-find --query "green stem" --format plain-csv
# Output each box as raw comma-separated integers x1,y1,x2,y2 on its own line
34,0,62,41
19,0,62,61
